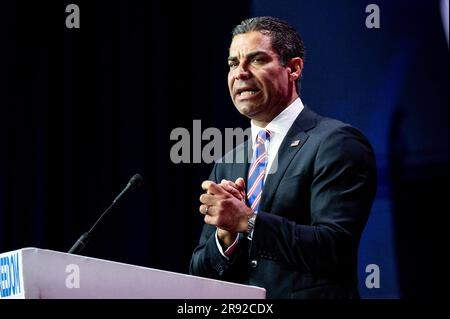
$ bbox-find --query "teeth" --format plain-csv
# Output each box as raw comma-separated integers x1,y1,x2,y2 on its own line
239,90,258,96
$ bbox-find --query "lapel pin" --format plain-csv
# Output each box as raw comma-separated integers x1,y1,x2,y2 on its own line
290,140,301,147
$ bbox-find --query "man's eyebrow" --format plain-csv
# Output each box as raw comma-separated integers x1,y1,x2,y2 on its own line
227,51,268,61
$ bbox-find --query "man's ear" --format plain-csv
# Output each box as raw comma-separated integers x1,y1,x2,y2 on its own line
288,57,303,81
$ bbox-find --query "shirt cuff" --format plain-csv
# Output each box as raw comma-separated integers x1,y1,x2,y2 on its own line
215,230,239,260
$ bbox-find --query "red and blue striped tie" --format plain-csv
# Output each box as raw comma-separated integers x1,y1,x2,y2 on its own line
247,129,271,213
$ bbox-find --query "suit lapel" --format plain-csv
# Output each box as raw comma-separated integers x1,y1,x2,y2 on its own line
259,107,318,212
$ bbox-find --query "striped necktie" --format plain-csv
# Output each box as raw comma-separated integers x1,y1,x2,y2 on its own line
247,129,271,213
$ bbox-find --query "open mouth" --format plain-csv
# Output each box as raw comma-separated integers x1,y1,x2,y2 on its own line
235,87,261,99
237,90,260,97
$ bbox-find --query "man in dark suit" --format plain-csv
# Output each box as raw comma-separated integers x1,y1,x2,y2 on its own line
190,16,377,299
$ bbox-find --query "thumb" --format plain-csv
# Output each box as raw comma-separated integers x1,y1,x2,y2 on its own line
235,177,246,189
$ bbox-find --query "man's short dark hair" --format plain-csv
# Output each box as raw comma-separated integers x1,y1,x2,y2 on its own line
232,16,305,92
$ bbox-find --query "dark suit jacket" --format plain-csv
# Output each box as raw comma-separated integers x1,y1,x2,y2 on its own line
190,107,377,299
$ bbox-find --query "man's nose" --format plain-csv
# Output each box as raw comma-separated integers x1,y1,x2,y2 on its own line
235,65,251,80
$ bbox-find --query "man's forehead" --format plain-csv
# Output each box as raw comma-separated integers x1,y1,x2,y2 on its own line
229,31,273,54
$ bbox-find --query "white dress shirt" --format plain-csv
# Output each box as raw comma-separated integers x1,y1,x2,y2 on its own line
216,97,305,258
250,97,304,180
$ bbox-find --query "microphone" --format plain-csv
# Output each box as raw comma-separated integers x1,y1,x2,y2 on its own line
68,174,143,255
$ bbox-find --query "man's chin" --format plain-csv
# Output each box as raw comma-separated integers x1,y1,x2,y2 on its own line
238,109,258,119
235,103,260,117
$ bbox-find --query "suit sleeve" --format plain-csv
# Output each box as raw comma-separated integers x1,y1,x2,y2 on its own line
189,164,249,282
252,125,377,276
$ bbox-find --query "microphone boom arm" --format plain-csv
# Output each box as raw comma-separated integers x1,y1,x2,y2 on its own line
68,174,143,255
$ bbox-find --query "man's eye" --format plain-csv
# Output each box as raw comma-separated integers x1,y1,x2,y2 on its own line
228,62,238,68
252,57,264,64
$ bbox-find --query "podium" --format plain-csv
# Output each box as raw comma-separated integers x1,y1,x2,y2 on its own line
0,248,266,299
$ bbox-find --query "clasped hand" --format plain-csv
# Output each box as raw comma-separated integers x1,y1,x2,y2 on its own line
199,178,253,242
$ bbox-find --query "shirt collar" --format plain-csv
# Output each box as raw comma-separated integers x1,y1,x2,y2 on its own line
250,97,304,144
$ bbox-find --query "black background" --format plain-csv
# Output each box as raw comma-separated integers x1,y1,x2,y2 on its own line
0,0,250,272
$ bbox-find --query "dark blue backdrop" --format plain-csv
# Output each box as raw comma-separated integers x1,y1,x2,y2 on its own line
252,0,448,298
